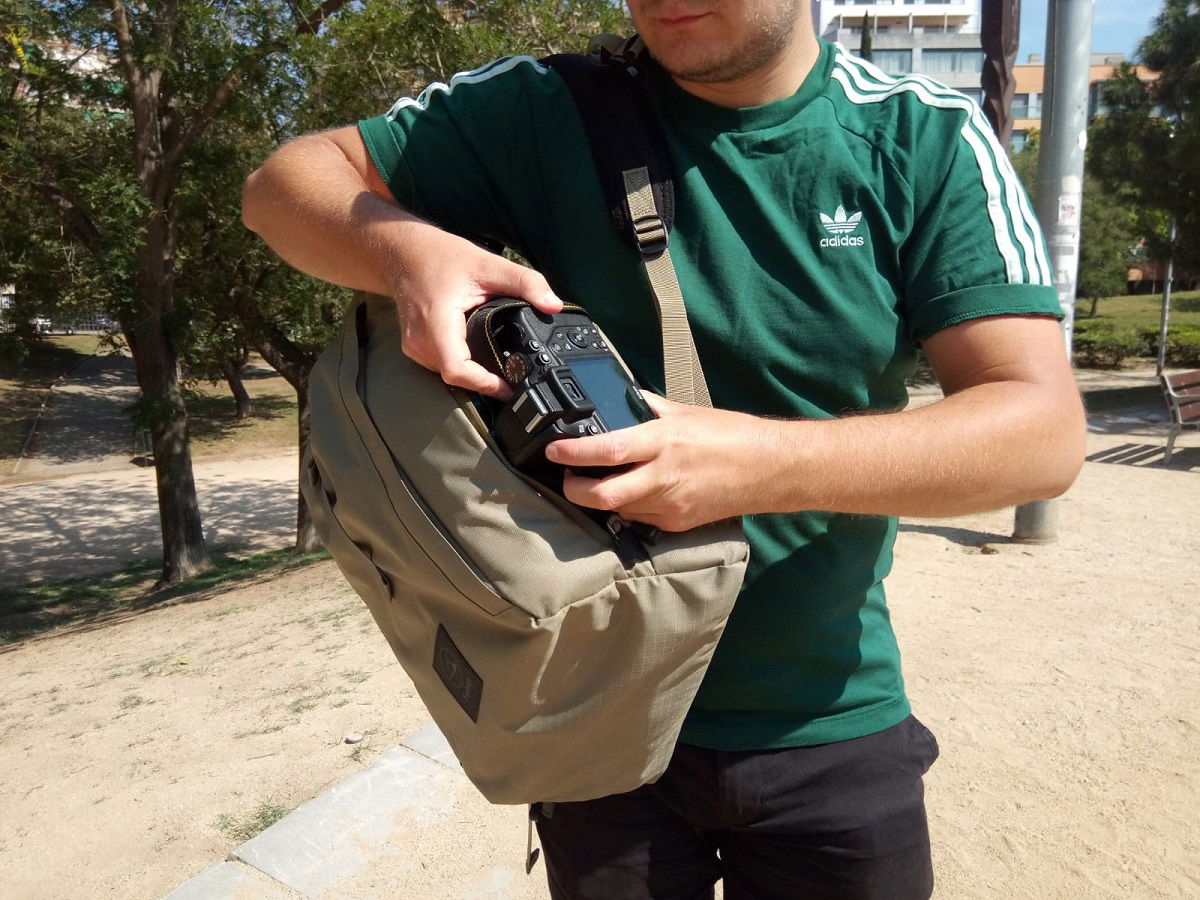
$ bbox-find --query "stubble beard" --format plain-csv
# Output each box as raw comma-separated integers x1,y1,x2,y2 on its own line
648,1,803,85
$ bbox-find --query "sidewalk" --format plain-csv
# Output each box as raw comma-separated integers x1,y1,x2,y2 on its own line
164,724,548,900
12,352,142,480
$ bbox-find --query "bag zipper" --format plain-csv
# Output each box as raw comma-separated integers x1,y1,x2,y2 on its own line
457,391,646,568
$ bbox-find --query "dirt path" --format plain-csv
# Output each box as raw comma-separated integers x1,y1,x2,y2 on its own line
13,353,142,480
0,454,299,588
0,561,428,899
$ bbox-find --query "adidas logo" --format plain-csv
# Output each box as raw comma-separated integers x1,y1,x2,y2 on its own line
819,205,865,248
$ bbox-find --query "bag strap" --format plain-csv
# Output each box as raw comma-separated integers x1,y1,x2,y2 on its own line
542,39,712,408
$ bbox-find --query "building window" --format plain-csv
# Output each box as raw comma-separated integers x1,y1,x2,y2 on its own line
1011,92,1041,119
922,49,985,74
873,49,913,74
959,87,983,105
1010,130,1030,153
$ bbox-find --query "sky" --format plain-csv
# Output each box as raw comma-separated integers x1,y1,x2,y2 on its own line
1017,0,1164,64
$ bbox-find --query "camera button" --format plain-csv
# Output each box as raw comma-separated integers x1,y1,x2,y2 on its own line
586,424,601,435
526,340,542,352
537,352,552,365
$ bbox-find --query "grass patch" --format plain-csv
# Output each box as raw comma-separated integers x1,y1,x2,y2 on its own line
0,335,100,464
187,364,299,460
1079,290,1200,332
214,798,292,843
1075,291,1200,368
0,547,329,646
119,694,150,710
287,694,324,715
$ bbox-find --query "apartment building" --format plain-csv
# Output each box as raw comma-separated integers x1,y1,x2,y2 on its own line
1009,53,1156,151
813,0,987,103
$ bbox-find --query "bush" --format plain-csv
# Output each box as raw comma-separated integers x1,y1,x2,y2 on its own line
1138,326,1200,367
0,332,32,366
1072,323,1142,368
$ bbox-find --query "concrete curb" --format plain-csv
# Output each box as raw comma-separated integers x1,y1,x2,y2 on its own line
164,724,541,900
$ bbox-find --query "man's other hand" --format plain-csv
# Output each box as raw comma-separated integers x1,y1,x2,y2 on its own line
546,393,772,532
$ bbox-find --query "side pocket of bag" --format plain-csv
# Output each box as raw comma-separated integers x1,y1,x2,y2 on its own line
302,454,393,611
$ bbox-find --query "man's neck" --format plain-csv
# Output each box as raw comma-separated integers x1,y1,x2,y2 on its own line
670,31,821,108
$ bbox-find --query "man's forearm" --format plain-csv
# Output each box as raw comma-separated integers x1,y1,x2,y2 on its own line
747,380,1085,518
554,316,1087,531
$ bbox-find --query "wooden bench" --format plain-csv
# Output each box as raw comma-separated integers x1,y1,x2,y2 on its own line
1160,369,1200,463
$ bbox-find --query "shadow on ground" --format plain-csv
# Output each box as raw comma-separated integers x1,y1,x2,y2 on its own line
186,394,294,444
0,469,296,589
0,548,328,647
1085,442,1200,469
897,523,1008,547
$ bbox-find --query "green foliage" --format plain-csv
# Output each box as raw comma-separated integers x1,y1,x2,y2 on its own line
858,14,873,62
1010,135,1140,311
1071,322,1142,368
1141,325,1200,367
1089,0,1200,270
291,0,630,132
1070,290,1200,367
215,798,293,842
0,332,33,367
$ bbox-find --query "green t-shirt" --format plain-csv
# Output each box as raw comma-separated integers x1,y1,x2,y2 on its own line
359,41,1060,750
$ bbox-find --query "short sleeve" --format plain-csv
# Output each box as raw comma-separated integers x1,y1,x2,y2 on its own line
358,56,580,257
902,104,1061,342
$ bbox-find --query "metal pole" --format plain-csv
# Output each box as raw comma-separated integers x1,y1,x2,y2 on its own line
1012,0,1094,544
1156,215,1176,376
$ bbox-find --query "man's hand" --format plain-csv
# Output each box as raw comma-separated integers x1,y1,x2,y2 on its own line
386,229,562,399
546,393,778,531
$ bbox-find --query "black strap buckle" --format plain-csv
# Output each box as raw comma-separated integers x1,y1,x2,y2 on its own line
632,213,668,257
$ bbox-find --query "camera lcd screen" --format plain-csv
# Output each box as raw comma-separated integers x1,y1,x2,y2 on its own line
569,356,649,431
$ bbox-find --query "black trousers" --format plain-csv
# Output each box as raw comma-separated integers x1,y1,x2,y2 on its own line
535,715,940,900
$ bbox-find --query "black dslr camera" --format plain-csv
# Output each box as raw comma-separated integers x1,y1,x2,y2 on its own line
465,298,656,478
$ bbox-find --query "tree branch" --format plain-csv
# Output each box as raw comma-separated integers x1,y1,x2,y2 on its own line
105,0,139,88
30,180,105,256
163,0,353,172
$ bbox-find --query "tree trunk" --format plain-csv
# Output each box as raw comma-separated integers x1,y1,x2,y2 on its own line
1089,295,1100,318
294,377,321,554
981,0,1020,148
245,315,318,554
127,211,212,585
222,356,252,419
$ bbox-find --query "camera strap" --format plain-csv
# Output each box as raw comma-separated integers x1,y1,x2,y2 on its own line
543,41,713,409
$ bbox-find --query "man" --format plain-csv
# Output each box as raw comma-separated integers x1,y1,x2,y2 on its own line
243,1,1085,896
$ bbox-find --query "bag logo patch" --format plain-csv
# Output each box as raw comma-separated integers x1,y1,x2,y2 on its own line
434,625,482,722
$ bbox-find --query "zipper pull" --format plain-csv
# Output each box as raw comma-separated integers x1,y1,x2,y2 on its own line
606,514,646,567
605,513,629,538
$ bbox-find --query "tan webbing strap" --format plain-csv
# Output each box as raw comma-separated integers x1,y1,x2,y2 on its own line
622,167,713,408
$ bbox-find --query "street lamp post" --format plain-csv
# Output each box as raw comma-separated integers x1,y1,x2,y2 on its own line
1012,0,1094,544
1156,216,1176,377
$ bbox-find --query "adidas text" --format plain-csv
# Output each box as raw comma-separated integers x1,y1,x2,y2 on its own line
819,235,865,248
